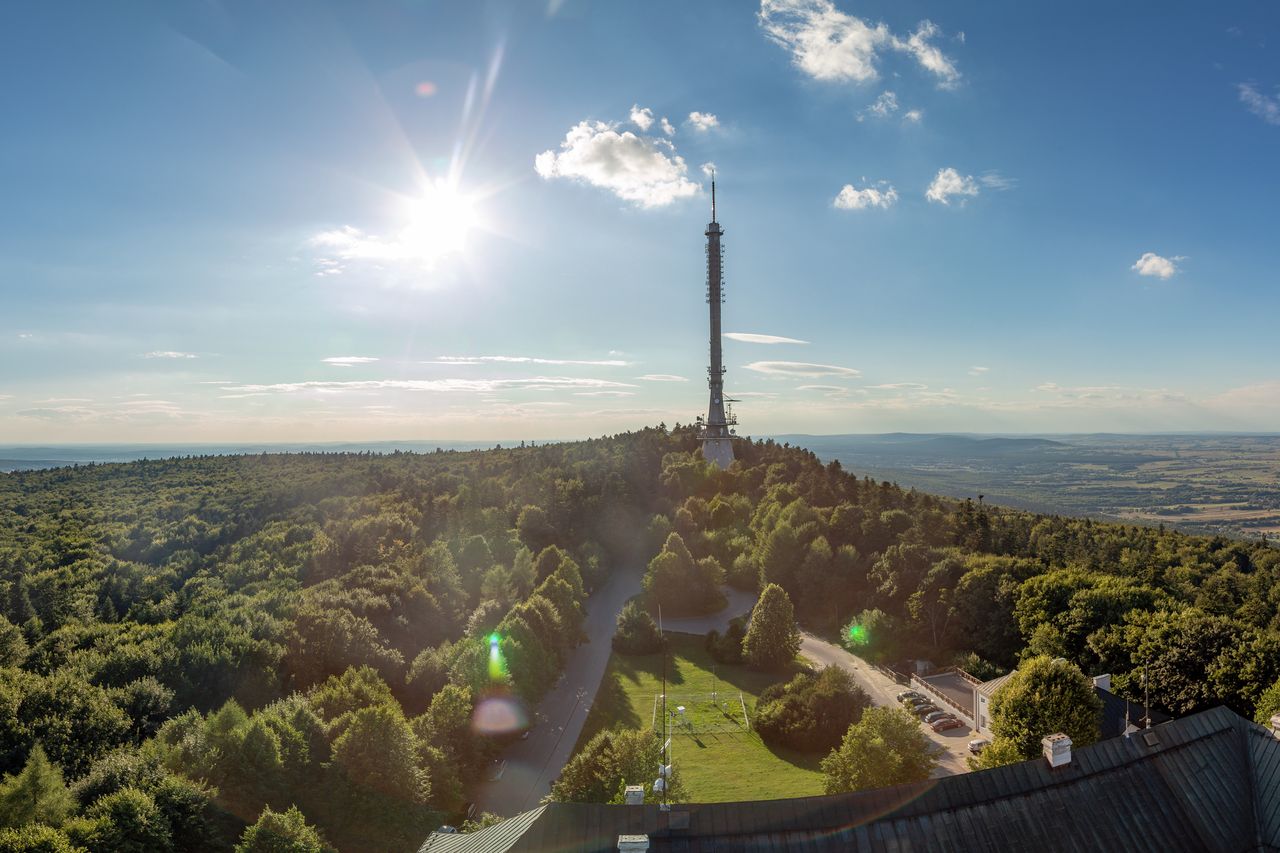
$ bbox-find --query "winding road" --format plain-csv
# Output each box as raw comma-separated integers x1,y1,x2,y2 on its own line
472,580,968,818
473,565,644,817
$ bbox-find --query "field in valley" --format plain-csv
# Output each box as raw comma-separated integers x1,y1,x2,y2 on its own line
781,433,1280,539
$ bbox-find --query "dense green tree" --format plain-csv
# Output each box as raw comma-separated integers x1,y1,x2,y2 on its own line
0,745,73,829
820,707,936,793
1254,676,1280,727
515,507,558,557
841,608,899,664
612,601,661,655
0,622,27,670
331,705,426,805
742,584,800,670
642,534,720,615
755,666,869,752
549,728,685,805
69,787,172,853
983,656,1102,765
0,824,82,853
235,806,334,853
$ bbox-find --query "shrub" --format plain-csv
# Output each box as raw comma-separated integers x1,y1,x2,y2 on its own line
754,666,870,753
612,602,662,655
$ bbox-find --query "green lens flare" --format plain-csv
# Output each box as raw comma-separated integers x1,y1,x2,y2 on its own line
847,624,869,645
487,635,505,680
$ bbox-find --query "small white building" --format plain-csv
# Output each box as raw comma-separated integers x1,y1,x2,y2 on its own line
973,670,1018,736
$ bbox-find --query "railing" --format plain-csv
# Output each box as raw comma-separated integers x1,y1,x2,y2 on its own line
909,674,976,728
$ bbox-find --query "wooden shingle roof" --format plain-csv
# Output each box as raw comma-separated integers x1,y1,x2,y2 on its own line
420,706,1280,853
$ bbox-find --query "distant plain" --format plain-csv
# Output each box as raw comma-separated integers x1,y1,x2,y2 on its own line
779,433,1280,539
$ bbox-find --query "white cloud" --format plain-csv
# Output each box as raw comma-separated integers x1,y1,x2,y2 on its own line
744,361,861,377
687,111,720,131
858,90,898,121
724,332,809,344
759,0,960,87
535,119,700,207
144,351,197,359
223,377,636,396
629,104,654,130
979,171,1016,190
969,366,989,376
925,167,980,205
701,162,717,178
834,182,898,210
323,356,379,367
903,109,923,123
1239,83,1280,125
432,355,630,366
636,374,688,382
899,20,960,87
1131,252,1185,280
797,384,850,396
660,117,676,135
869,382,928,390
574,390,636,397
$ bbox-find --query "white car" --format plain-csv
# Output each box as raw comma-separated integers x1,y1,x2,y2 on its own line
968,738,990,754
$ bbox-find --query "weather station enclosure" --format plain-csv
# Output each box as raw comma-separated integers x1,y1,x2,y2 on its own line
651,691,751,737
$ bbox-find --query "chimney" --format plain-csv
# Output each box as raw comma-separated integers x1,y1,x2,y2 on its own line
624,785,645,806
617,834,650,852
1092,673,1111,692
1042,733,1072,768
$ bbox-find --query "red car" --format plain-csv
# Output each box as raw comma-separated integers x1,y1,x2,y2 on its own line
931,717,964,732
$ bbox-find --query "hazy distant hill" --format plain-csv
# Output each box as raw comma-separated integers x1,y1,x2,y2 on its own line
0,440,534,472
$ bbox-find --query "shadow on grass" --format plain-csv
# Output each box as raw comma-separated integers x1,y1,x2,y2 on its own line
574,669,644,753
760,738,827,775
611,645,686,687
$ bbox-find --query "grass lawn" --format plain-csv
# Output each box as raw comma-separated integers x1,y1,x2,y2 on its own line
574,632,826,803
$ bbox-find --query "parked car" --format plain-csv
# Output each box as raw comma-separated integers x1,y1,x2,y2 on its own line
932,717,965,732
923,710,953,725
968,738,990,754
896,690,923,703
914,704,940,718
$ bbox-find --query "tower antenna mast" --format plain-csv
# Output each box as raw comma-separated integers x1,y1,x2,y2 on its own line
698,172,736,468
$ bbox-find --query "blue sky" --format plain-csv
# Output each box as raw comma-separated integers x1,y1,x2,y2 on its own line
2,0,1279,442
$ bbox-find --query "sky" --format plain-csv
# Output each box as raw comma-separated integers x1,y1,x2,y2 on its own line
2,0,1279,443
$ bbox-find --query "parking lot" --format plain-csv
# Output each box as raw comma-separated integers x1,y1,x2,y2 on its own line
800,633,975,778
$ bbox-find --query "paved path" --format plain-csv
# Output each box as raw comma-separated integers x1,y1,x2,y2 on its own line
798,633,973,777
660,586,758,635
473,564,644,817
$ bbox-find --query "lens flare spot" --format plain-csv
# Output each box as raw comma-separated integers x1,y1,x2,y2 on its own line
847,624,869,646
472,696,527,735
416,81,438,97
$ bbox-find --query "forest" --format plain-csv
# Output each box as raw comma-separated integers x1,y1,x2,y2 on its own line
0,425,1278,850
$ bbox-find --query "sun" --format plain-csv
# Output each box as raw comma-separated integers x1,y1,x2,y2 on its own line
396,180,480,266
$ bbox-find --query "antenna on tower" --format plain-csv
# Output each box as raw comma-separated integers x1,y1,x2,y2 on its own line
711,170,716,223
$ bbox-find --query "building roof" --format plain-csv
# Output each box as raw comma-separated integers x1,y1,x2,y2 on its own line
1097,684,1168,739
421,706,1280,852
975,668,1018,697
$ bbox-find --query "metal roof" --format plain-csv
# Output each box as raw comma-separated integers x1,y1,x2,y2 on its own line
974,669,1018,698
419,706,1280,852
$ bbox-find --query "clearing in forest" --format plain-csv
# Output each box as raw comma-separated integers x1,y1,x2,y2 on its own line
574,633,824,802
